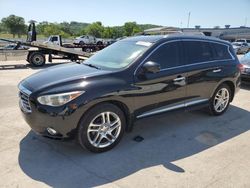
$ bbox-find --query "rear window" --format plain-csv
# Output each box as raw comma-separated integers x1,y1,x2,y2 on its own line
211,43,232,60
183,41,232,64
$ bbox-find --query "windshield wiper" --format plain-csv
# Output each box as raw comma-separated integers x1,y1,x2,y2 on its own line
82,63,101,70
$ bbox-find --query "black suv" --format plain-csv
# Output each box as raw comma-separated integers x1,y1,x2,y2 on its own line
18,35,241,152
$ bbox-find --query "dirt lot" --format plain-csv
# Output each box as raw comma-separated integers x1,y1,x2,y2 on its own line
0,59,250,188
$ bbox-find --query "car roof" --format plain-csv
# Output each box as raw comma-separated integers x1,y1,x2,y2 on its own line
123,34,230,45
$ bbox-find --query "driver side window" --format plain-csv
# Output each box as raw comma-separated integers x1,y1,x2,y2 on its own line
147,41,181,70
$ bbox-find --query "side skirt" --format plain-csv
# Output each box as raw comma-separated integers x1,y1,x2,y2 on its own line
136,99,209,119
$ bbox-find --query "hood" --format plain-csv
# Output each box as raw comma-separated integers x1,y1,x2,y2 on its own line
20,63,111,92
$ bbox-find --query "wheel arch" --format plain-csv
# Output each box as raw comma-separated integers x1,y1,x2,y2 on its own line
211,80,235,102
223,81,235,102
76,99,134,135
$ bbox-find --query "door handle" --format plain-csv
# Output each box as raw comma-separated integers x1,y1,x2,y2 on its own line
173,76,185,82
213,69,221,73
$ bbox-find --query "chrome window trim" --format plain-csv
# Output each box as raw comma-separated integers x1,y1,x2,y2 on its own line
158,58,233,72
136,99,208,119
134,39,234,75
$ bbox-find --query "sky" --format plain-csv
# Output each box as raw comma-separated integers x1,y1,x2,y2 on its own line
0,0,249,28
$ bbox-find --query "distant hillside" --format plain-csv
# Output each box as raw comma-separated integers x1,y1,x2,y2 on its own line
138,24,162,31
66,22,162,32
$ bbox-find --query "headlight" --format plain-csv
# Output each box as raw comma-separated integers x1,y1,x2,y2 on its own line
37,91,84,106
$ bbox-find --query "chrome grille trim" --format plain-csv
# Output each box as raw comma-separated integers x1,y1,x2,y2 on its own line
19,85,32,113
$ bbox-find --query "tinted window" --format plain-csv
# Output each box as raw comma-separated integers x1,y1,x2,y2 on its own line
147,42,181,69
183,41,214,64
211,43,232,60
51,37,57,42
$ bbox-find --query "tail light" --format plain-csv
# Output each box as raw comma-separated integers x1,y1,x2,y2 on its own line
237,63,245,73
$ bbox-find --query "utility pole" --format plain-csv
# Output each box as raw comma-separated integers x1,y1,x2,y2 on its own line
187,12,191,28
244,17,248,27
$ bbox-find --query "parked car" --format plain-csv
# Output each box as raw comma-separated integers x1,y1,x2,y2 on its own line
232,42,249,54
18,35,241,153
0,44,29,50
240,51,250,81
235,38,250,46
73,35,103,45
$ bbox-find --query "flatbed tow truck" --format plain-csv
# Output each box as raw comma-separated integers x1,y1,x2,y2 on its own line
0,22,108,67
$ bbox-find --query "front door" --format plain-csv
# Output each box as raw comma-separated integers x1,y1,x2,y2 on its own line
134,41,187,118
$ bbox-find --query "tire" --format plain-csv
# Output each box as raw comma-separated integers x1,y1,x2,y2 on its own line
78,103,126,153
79,41,85,45
29,52,46,67
85,48,91,53
209,84,232,116
97,41,103,45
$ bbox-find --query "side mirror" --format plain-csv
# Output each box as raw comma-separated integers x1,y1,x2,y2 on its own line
142,61,161,73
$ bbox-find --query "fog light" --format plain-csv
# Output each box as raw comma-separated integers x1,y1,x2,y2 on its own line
47,127,57,135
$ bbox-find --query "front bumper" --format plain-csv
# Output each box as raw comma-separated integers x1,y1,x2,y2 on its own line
20,101,82,139
18,84,88,139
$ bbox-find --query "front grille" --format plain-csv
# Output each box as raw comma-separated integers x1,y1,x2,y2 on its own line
19,89,32,113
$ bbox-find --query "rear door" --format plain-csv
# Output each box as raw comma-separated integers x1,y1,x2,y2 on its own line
182,40,233,106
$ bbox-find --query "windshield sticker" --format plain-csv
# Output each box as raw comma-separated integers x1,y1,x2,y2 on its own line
136,41,152,47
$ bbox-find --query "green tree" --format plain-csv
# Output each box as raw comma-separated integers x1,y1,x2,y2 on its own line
60,22,73,35
112,26,124,38
70,21,89,36
0,22,4,32
36,21,49,34
123,22,141,36
102,27,115,38
79,27,86,36
1,15,26,38
85,22,104,38
43,23,70,38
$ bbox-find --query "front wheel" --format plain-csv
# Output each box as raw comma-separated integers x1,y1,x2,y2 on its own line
209,84,231,116
78,103,126,153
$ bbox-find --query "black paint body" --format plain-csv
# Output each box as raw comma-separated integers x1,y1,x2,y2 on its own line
18,35,241,139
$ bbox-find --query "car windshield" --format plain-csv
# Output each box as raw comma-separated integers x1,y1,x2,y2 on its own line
83,40,151,70
236,40,245,43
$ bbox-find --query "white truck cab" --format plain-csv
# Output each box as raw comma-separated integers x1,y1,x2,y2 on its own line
44,35,62,46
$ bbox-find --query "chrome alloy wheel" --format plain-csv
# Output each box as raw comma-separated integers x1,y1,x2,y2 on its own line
213,88,230,113
87,112,121,148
